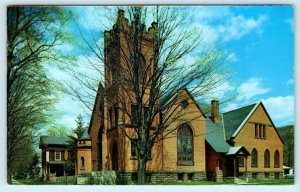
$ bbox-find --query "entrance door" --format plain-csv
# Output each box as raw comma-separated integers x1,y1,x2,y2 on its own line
226,158,234,177
111,142,118,171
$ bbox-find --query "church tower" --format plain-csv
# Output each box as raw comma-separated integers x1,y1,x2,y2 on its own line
101,9,158,172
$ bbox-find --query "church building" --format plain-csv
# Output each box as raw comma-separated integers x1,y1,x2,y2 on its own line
72,10,284,183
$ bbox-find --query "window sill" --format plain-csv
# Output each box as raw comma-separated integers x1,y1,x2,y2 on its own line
130,157,152,160
177,161,194,166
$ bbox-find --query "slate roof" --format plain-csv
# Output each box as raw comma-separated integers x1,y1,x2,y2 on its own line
204,102,258,153
79,129,91,140
205,114,231,153
223,103,256,140
39,136,71,148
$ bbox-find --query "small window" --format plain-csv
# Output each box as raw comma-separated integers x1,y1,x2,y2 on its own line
178,173,184,181
238,157,244,167
264,149,270,168
255,123,266,139
255,124,258,138
252,173,257,179
265,172,270,178
131,139,138,158
180,100,189,109
251,148,258,167
109,108,113,129
274,150,280,168
114,106,118,127
188,173,194,181
275,173,279,179
143,106,149,126
131,105,138,126
55,151,61,161
81,157,85,168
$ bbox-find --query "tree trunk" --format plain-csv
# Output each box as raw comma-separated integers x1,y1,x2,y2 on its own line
137,157,146,184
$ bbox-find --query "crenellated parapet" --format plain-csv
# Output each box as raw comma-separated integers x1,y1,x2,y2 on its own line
104,9,157,43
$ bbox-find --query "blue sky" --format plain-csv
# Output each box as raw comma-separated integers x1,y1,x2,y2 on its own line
47,6,294,130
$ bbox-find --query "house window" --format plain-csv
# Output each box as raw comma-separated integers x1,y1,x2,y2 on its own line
81,157,85,168
109,108,113,129
255,124,258,138
188,173,194,180
264,149,270,168
274,150,280,168
143,106,149,126
49,150,55,161
131,138,138,158
177,123,193,165
255,123,266,139
177,173,184,181
251,148,258,167
55,151,61,161
131,105,138,126
180,100,189,109
114,106,118,127
238,157,244,167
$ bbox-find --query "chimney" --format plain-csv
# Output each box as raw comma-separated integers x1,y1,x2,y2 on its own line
211,100,219,124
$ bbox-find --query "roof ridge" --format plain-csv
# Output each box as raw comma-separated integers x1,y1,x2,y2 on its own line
223,102,257,114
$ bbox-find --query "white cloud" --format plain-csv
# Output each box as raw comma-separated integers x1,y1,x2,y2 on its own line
54,95,91,129
221,102,239,112
262,95,294,126
217,14,268,41
237,77,271,101
226,53,238,62
193,6,232,22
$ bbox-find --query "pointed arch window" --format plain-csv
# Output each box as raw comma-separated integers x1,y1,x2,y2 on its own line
264,149,270,168
177,123,193,165
274,150,280,168
251,148,258,167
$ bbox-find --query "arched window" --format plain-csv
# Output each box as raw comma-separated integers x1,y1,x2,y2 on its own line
274,150,280,168
251,148,258,167
177,123,193,165
81,157,85,169
264,149,270,168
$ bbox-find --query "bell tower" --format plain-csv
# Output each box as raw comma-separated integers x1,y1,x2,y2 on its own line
102,9,157,171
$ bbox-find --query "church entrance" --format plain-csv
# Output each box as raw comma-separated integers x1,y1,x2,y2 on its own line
111,142,118,171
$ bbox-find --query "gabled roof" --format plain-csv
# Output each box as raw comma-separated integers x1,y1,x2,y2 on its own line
39,136,72,148
223,103,257,140
205,114,231,153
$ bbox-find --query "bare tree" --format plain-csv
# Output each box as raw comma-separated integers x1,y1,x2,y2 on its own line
7,6,72,183
68,6,229,184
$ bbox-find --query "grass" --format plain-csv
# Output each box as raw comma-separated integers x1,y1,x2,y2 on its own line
13,177,294,185
247,178,294,185
12,177,77,185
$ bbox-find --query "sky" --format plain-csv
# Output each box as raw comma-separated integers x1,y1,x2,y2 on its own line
47,5,294,130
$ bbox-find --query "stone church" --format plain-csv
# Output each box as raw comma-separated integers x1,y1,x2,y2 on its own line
40,10,284,183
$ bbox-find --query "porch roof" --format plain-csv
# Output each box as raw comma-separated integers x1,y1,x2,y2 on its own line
226,146,250,156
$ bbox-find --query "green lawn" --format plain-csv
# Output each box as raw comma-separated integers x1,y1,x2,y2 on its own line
247,178,294,185
12,177,294,185
12,178,77,185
